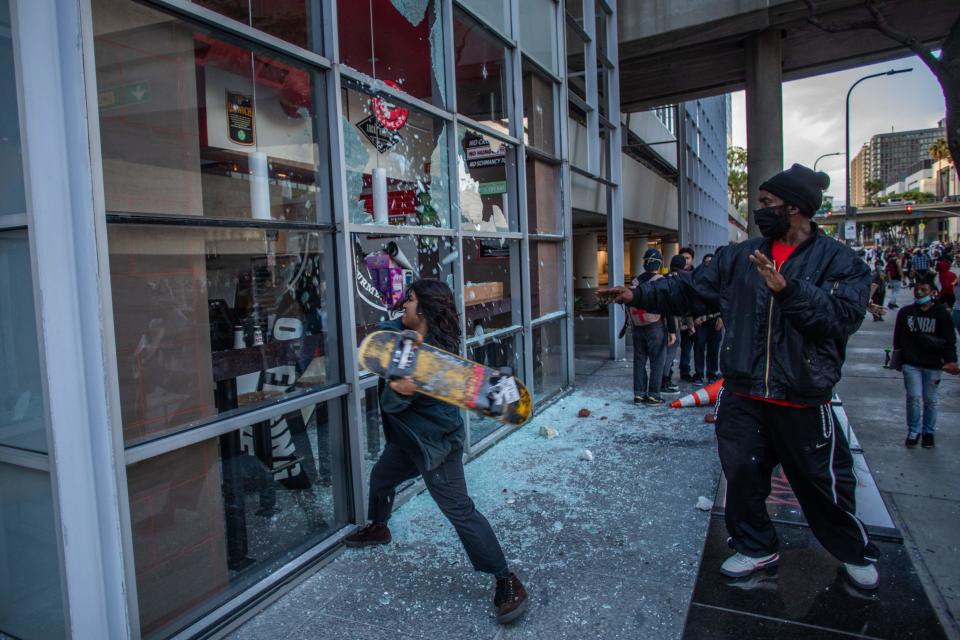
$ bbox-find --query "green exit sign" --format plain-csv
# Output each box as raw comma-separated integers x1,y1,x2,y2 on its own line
98,81,150,110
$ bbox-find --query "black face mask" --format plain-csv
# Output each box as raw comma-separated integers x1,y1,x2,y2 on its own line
753,205,792,239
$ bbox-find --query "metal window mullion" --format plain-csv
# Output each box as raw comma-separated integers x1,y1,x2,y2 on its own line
531,310,566,327
520,52,563,86
0,212,27,230
0,445,50,471
326,65,369,525
141,0,333,71
582,0,599,176
461,230,523,240
454,114,520,146
15,0,132,637
123,384,350,465
345,223,456,237
603,0,623,361
558,8,574,387
339,66,455,123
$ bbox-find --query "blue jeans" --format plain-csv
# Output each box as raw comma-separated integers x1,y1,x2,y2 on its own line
902,364,941,435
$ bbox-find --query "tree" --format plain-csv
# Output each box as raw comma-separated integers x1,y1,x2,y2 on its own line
803,1,960,171
929,137,952,164
864,178,885,201
727,146,749,212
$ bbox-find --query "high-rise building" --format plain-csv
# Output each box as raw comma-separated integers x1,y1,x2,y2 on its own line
850,144,870,207
868,126,945,190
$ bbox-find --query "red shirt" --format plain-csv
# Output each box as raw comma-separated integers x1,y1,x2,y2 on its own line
736,240,807,409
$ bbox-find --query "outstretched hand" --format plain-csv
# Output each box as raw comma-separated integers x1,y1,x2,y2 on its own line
597,286,633,305
748,250,787,293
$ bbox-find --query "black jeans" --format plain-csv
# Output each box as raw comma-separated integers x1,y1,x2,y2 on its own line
715,392,878,564
632,322,667,399
694,321,722,379
679,328,695,377
367,443,508,575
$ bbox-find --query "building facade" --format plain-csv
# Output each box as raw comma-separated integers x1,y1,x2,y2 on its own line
0,0,594,638
850,143,870,208
678,96,730,258
867,126,944,192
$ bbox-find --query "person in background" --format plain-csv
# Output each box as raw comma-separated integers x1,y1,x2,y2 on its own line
599,163,881,590
627,249,671,405
901,250,913,288
911,248,931,281
869,260,888,321
345,279,529,624
893,273,959,448
677,247,698,384
885,252,903,308
936,259,957,310
662,254,689,391
694,253,724,381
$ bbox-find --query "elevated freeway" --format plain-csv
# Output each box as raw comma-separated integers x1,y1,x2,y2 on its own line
815,201,960,225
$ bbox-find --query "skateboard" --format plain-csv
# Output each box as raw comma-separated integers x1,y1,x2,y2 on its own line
359,330,533,426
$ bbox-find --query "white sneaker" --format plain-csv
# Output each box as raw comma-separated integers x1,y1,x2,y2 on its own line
844,562,879,590
720,551,779,578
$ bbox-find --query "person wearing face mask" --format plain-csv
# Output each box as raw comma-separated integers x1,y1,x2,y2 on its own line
598,163,880,591
892,273,959,449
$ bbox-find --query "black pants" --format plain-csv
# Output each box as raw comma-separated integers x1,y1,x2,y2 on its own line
716,392,878,564
367,443,508,575
693,321,722,379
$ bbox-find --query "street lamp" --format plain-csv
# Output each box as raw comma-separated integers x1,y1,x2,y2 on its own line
814,152,842,171
845,67,912,242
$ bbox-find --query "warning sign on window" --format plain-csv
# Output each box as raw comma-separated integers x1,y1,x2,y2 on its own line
357,115,401,153
226,90,255,145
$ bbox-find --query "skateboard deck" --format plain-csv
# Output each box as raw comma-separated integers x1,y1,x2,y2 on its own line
359,330,533,426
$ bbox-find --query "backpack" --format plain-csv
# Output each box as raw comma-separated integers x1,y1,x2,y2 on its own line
628,274,662,326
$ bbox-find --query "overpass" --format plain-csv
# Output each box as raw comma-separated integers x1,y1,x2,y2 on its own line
617,0,960,236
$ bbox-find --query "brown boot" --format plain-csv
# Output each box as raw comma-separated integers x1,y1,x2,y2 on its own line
494,573,528,624
344,523,391,547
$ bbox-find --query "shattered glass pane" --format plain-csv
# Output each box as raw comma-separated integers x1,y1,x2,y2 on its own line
453,8,510,134
342,83,450,227
338,0,445,107
458,126,518,231
462,237,519,330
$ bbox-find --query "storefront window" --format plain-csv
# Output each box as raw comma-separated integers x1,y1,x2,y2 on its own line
526,157,562,234
467,332,522,444
522,63,557,157
192,0,315,49
533,320,564,400
565,23,587,102
0,8,23,219
458,128,518,231
518,0,559,75
0,232,45,453
126,399,350,638
352,233,457,343
0,463,65,640
531,241,564,317
342,84,450,227
108,225,339,446
462,237,520,333
95,0,330,224
454,8,511,134
456,0,510,36
337,0,445,107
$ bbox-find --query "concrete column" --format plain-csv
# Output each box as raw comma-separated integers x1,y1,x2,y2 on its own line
744,30,783,238
573,232,599,308
629,237,649,277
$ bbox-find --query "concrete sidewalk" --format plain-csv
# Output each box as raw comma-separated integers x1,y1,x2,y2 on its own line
228,358,721,640
836,286,960,639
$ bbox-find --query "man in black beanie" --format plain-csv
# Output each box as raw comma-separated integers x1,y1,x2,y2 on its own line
600,164,880,590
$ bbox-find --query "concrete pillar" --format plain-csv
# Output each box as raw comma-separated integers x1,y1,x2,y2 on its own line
629,237,648,277
744,30,783,238
573,232,599,307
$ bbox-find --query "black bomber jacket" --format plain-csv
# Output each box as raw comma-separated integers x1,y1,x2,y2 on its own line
629,225,871,406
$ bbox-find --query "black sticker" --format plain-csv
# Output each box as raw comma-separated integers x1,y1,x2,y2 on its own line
357,115,401,153
227,90,255,145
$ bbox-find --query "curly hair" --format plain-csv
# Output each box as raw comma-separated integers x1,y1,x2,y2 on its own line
409,279,461,353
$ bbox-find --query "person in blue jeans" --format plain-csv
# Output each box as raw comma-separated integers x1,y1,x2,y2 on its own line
892,273,960,448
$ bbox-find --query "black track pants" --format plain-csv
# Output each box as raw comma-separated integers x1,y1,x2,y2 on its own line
715,391,879,564
367,443,509,575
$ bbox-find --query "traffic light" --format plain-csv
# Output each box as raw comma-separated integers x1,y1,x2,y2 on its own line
906,204,914,214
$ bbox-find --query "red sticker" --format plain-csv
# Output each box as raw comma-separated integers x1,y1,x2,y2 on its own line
371,80,409,131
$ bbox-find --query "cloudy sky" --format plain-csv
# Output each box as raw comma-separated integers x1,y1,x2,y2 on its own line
730,53,946,207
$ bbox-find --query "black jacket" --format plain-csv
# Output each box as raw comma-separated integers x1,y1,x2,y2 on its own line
629,226,870,405
893,302,957,369
376,319,465,470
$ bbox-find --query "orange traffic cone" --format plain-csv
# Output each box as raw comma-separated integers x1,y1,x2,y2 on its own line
671,378,724,408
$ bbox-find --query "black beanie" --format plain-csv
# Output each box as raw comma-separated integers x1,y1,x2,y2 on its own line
759,163,830,216
669,255,687,271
